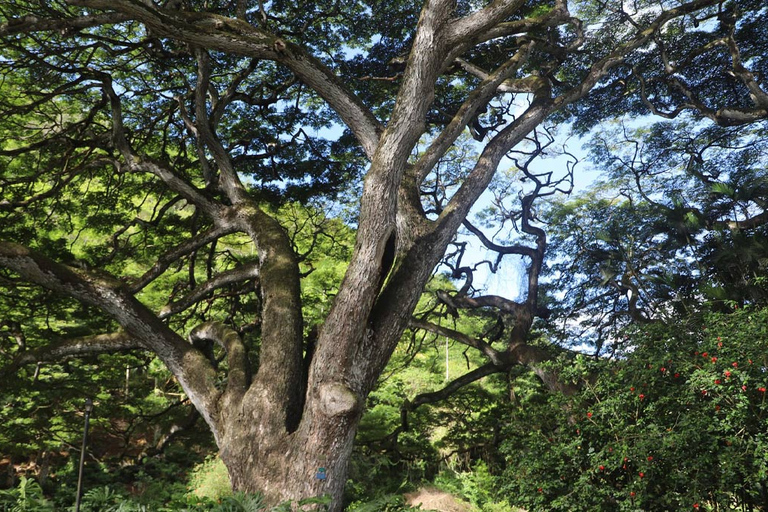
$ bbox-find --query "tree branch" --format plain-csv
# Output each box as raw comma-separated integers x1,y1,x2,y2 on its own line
509,343,579,395
724,210,768,231
130,224,235,293
2,331,144,376
409,317,504,366
0,11,130,36
400,364,501,430
413,44,534,184
0,241,223,437
447,0,529,46
97,75,225,217
189,321,249,399
160,262,259,319
65,0,382,159
192,48,251,204
185,50,304,434
462,219,537,258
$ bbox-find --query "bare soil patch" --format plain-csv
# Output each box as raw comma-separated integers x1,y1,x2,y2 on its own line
403,486,474,512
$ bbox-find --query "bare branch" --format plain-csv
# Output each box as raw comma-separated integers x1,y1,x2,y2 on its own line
724,210,768,231
443,290,528,316
160,262,259,318
192,49,251,205
447,0,529,45
130,224,236,293
412,364,501,409
510,344,579,395
409,317,504,366
0,11,130,36
3,331,144,375
724,33,768,111
413,44,534,183
97,76,224,217
399,363,500,430
462,219,537,258
467,4,577,46
454,57,541,94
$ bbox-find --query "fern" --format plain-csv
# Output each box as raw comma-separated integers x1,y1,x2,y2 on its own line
0,477,53,512
79,486,120,511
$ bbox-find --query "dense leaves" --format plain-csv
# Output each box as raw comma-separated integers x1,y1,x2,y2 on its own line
499,306,768,510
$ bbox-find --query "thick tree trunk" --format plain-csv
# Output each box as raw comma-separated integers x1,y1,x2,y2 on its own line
217,394,363,511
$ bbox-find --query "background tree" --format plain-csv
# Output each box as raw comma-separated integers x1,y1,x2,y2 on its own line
544,118,768,351
1,0,767,509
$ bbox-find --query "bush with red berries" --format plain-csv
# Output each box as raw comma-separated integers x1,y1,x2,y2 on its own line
498,306,768,511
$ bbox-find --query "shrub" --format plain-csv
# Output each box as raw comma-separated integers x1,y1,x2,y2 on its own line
0,476,53,512
499,307,768,511
188,455,233,502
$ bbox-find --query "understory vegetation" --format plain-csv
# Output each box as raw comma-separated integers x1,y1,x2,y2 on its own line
4,304,768,511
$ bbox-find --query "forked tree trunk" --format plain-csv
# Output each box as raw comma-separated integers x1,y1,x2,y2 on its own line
216,385,364,510
220,424,361,510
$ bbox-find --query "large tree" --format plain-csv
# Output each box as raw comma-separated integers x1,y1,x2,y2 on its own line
542,117,768,353
0,0,766,508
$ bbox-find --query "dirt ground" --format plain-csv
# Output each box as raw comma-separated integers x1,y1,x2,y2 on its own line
403,486,474,512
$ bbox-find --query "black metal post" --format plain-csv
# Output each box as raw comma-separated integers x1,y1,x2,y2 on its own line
74,398,93,512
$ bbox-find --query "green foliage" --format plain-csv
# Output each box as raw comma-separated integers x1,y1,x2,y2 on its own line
0,0,767,509
188,456,233,502
544,117,768,353
204,492,266,512
346,493,423,512
433,463,503,511
0,477,52,512
78,486,122,511
270,495,331,512
499,306,768,511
